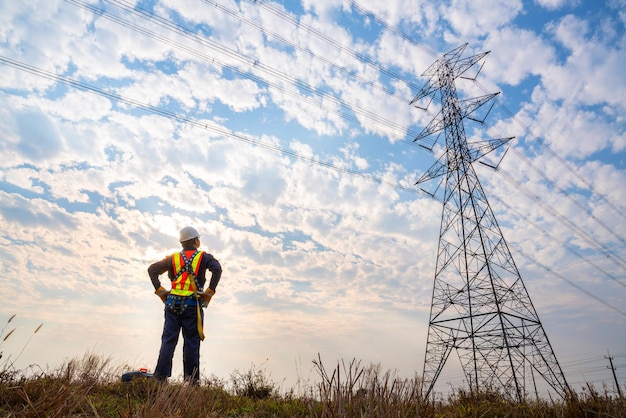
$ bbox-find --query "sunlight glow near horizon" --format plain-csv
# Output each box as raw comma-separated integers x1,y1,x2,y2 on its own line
0,0,625,396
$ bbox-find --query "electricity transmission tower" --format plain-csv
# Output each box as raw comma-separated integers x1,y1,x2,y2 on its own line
411,44,570,401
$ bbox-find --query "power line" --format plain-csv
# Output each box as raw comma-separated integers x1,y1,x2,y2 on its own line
494,167,626,271
250,0,424,92
0,55,425,198
472,79,626,225
514,246,626,318
201,0,415,105
67,0,438,154
8,1,625,317
506,148,626,248
235,0,626,235
69,0,429,145
485,189,626,288
348,0,438,59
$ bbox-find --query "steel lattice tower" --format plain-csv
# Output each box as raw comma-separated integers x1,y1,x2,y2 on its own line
411,44,569,401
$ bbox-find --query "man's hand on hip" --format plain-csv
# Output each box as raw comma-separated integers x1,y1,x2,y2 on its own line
155,286,169,303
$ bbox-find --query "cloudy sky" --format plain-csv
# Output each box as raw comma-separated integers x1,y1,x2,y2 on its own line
1,0,625,397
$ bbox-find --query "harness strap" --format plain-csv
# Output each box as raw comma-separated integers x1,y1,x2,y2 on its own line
170,249,205,341
174,250,200,280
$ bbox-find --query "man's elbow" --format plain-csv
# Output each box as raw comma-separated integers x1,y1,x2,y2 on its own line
147,263,162,279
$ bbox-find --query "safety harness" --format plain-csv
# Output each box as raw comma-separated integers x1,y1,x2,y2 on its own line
171,250,203,296
168,250,206,340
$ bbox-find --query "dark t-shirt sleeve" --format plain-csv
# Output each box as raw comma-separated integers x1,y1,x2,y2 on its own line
203,253,222,291
148,256,171,290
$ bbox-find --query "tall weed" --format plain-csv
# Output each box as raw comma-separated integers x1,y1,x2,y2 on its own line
0,340,624,417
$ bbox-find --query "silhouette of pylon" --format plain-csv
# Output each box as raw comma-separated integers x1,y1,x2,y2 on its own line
411,44,569,401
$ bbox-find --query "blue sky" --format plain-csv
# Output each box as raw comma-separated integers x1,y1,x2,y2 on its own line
1,0,625,397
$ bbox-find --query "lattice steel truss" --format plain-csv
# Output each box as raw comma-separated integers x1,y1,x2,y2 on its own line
411,44,570,401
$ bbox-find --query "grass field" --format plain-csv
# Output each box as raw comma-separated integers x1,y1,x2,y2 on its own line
1,316,624,417
1,352,625,417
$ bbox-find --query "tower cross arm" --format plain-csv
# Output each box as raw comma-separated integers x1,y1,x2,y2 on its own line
422,43,469,78
460,93,499,121
410,79,439,107
414,108,445,142
415,153,448,185
451,51,490,80
468,137,514,163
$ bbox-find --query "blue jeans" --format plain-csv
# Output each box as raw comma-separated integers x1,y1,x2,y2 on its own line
154,302,203,382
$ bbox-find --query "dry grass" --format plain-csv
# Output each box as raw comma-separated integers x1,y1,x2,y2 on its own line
1,353,625,417
0,359,312,417
310,355,430,417
1,316,625,417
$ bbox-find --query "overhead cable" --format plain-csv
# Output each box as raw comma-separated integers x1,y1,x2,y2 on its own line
69,0,430,147
250,0,424,92
0,55,426,198
472,78,626,224
486,189,626,289
495,167,626,271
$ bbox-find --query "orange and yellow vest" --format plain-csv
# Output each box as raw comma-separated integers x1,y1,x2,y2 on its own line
170,250,204,296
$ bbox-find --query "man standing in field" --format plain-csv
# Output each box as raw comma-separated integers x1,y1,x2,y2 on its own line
148,226,222,384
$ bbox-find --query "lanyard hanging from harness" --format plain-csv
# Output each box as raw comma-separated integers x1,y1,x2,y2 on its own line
171,250,206,341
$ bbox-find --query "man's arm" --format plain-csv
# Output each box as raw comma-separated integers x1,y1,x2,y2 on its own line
148,257,171,290
207,267,222,292
204,256,222,291
148,256,171,302
199,255,222,305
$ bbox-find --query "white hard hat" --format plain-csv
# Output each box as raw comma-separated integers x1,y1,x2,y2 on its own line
179,226,200,242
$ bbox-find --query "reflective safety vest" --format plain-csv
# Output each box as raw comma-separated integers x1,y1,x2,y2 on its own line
170,250,204,296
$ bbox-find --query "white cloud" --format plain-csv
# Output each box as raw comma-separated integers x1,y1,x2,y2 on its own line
483,27,557,86
535,0,581,11
46,91,113,122
538,14,626,111
517,88,618,159
442,0,524,38
0,0,624,395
